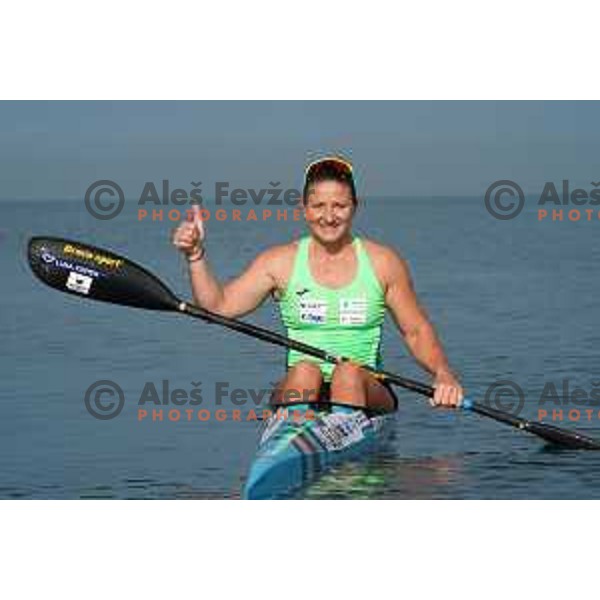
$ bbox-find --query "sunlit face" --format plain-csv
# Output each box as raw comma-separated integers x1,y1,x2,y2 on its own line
303,181,356,244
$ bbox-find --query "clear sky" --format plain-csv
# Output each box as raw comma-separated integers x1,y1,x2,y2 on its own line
1,101,598,200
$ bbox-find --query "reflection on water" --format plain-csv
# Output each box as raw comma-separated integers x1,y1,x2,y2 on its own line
303,454,467,499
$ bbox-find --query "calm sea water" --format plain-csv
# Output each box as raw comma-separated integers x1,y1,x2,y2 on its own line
1,197,600,499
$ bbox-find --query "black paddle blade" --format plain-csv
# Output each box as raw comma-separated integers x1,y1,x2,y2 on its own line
523,421,600,450
28,236,181,312
471,402,600,450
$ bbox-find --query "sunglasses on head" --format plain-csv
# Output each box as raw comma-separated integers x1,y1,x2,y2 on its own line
304,157,353,180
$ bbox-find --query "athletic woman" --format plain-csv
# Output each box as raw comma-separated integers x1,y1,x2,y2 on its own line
172,157,463,413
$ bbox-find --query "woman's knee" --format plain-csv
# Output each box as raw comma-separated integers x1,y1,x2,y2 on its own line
288,360,323,385
273,361,323,404
331,361,364,386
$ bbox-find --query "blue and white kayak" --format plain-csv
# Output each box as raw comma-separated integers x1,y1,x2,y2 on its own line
244,403,391,499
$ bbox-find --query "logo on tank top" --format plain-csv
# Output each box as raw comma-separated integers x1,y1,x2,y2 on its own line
298,298,327,324
339,297,368,325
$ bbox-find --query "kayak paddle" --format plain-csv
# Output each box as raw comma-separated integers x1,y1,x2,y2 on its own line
27,236,600,450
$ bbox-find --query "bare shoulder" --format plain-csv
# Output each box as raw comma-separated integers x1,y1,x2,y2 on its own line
361,238,410,288
253,241,299,285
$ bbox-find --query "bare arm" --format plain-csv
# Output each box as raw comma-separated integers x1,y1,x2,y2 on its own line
187,249,277,318
384,252,452,377
172,213,281,318
374,245,462,406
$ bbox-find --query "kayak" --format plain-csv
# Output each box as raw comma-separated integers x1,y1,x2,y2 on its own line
243,403,391,499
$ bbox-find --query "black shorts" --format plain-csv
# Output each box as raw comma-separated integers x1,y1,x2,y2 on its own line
270,379,399,414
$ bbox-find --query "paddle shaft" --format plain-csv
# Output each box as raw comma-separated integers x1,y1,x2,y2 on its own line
183,304,600,449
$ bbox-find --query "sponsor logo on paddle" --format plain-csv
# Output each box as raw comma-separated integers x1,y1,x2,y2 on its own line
41,251,103,279
62,244,124,269
66,272,94,295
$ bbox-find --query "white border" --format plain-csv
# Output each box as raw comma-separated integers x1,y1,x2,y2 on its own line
1,501,598,599
2,1,600,99
3,2,599,594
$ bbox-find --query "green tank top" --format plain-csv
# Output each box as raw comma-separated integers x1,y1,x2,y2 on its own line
278,236,385,381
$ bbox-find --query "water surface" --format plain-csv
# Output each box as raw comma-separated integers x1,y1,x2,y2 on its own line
1,197,599,498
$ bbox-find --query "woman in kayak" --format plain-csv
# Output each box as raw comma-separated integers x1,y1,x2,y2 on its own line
172,156,463,413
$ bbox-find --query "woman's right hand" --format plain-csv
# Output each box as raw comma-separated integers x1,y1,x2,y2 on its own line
172,206,204,258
